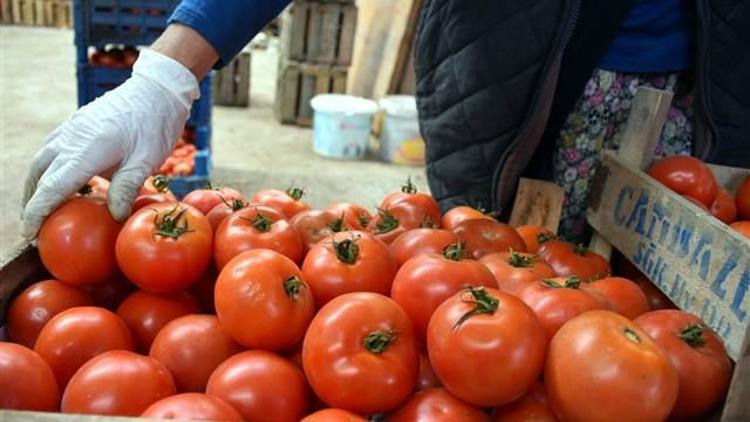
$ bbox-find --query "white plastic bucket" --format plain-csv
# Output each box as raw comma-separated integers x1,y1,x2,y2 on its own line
378,95,425,166
310,94,378,159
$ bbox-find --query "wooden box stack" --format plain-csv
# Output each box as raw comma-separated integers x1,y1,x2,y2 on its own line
275,0,357,126
2,0,72,28
213,49,252,107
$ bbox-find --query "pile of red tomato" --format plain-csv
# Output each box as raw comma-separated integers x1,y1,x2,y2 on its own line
0,177,734,422
89,46,139,68
648,155,750,238
158,127,198,177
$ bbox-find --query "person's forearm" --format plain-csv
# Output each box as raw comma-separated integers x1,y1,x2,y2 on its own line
151,24,219,80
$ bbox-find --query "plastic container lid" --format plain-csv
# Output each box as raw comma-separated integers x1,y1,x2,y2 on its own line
379,95,418,118
310,94,378,115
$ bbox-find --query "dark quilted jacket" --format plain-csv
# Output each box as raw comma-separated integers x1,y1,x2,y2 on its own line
414,0,750,215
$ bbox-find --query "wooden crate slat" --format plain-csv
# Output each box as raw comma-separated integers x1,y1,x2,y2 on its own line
587,150,750,360
0,0,10,23
308,2,340,63
280,2,309,62
275,61,348,126
336,4,357,66
213,51,251,107
280,1,357,65
274,62,301,124
508,178,565,232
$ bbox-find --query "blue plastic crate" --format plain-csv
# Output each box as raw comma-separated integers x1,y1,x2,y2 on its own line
169,149,211,199
76,64,212,126
74,0,180,54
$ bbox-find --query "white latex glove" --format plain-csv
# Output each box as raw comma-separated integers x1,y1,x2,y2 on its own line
21,49,200,238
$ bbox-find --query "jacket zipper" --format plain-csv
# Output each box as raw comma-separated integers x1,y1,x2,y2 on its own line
694,0,715,160
490,0,581,213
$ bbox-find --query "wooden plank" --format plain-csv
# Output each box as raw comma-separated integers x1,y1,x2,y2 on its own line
11,0,22,24
0,409,200,422
336,4,357,66
722,327,750,421
274,62,301,124
20,0,33,24
31,0,44,25
0,243,45,322
235,52,251,106
347,0,396,97
331,66,347,93
588,87,673,258
708,163,749,194
587,150,750,360
279,2,308,62
370,0,417,99
308,2,340,63
508,178,565,233
213,51,251,107
1,0,12,23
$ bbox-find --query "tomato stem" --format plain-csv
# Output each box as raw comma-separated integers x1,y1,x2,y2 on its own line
240,211,273,232
623,327,641,344
537,232,557,245
153,205,192,239
152,175,171,193
363,330,397,354
328,218,345,233
374,209,399,234
443,242,466,261
286,187,305,201
219,195,248,212
333,237,359,264
678,323,706,348
542,277,581,289
401,176,417,194
284,276,305,300
508,249,534,267
574,244,588,256
420,216,438,228
454,286,499,329
358,213,370,228
77,184,93,196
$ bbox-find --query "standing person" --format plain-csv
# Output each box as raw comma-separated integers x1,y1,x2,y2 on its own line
21,0,750,242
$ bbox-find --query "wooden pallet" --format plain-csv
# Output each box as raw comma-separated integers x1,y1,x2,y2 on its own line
213,50,251,107
45,0,72,28
274,60,348,127
585,87,750,421
5,0,72,27
280,0,357,66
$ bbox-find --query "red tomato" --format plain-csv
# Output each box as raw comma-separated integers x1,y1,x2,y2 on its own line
149,315,242,392
34,306,134,389
301,231,397,306
479,250,556,294
417,352,442,390
516,277,602,340
711,188,738,224
116,202,213,293
389,388,489,422
325,202,373,231
82,272,136,310
61,350,176,416
427,287,546,407
515,225,557,253
634,310,732,420
389,228,459,267
131,193,173,213
183,187,244,216
38,197,121,285
582,276,650,319
214,205,303,268
206,198,249,232
141,393,242,421
684,194,710,211
452,219,527,259
491,382,558,422
634,276,677,310
368,202,426,244
215,249,315,351
7,280,92,348
441,206,492,230
391,243,497,342
380,179,441,228
251,187,311,219
538,240,610,281
301,409,367,422
206,350,310,422
0,342,59,411
737,175,750,220
139,175,177,202
116,290,200,353
302,293,419,414
647,155,718,207
546,310,679,422
291,209,346,253
731,221,750,239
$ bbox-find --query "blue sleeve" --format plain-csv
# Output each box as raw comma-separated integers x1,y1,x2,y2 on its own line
168,0,291,68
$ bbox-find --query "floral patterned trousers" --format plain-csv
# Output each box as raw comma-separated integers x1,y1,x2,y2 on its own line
553,69,694,242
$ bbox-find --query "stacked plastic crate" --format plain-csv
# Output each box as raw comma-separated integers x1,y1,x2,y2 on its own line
72,0,212,197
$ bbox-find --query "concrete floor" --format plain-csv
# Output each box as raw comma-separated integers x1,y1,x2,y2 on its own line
0,26,426,263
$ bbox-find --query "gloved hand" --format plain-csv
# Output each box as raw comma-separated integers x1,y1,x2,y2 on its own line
21,49,200,239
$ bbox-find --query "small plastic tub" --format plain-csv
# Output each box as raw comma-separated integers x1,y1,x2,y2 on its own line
378,95,425,166
310,94,378,159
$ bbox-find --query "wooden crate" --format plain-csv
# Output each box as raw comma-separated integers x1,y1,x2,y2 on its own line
280,0,357,66
274,60,348,127
44,0,72,28
4,0,71,27
1,0,13,23
585,87,750,421
213,50,251,107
